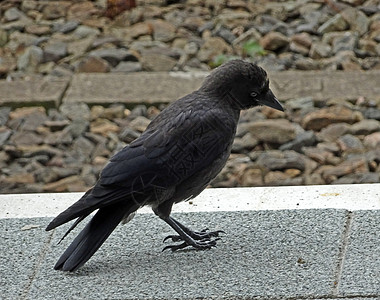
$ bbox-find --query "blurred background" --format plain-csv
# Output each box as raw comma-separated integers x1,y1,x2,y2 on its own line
0,0,379,194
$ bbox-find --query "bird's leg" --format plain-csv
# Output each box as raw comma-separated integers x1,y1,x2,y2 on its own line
162,216,224,252
164,217,225,242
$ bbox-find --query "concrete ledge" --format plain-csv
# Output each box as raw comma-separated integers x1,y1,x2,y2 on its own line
62,70,380,106
1,184,380,299
1,184,379,219
1,70,380,109
0,77,70,108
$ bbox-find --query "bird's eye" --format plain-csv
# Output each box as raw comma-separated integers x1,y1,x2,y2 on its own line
250,91,257,97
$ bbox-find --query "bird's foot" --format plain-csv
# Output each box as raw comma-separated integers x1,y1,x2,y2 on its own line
162,216,225,252
163,228,224,252
162,236,221,252
163,228,225,243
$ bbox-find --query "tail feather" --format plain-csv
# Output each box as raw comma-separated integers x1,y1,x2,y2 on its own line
46,189,94,231
54,202,138,272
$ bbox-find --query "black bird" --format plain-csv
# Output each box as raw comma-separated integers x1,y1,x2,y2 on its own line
46,60,284,272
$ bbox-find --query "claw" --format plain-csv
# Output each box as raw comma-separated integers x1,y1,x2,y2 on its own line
162,242,188,252
163,235,182,243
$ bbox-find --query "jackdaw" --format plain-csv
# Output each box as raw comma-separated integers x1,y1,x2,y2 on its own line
46,59,284,271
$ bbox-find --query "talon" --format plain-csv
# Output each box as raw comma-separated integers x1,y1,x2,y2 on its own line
162,242,188,252
163,235,182,243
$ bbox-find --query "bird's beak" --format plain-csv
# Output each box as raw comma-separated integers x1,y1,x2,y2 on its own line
256,89,284,112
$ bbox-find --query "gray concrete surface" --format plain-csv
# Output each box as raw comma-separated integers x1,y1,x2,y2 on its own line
0,77,69,108
1,70,380,108
1,207,380,299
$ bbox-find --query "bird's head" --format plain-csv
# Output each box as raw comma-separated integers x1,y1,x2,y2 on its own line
201,60,284,112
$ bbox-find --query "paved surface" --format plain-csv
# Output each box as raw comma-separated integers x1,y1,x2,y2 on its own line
1,70,380,108
1,185,380,299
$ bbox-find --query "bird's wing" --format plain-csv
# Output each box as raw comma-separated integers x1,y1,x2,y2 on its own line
100,103,234,189
47,101,235,230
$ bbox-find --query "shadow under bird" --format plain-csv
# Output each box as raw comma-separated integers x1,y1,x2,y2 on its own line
46,59,284,272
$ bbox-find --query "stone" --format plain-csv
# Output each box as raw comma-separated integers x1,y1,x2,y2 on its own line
214,26,236,44
20,111,48,132
72,136,95,162
17,45,43,72
291,32,312,49
309,43,332,59
256,150,307,171
264,171,290,185
4,7,26,22
216,10,251,28
340,0,365,4
294,57,319,70
128,116,151,132
0,29,8,47
286,97,314,111
67,37,94,56
92,36,121,49
333,172,379,184
337,134,364,152
72,25,100,39
321,157,368,182
10,131,44,147
197,37,233,62
35,166,78,184
67,2,98,21
25,24,51,36
289,41,309,56
0,127,12,145
101,105,126,120
232,133,259,152
317,123,351,142
42,175,86,192
362,108,380,120
331,32,358,54
60,103,90,121
77,56,111,73
9,107,45,120
259,31,289,51
303,147,341,165
90,119,120,136
3,173,35,184
42,2,71,20
128,22,153,39
89,48,136,67
232,28,262,47
349,119,380,135
43,42,68,62
240,167,264,186
53,20,79,33
279,131,316,152
302,105,363,131
341,7,370,36
141,53,177,71
119,127,140,143
43,120,70,131
92,140,111,159
112,61,142,72
248,119,296,144
15,144,63,158
0,51,16,75
317,14,348,34
0,107,11,126
149,19,176,42
44,130,73,146
363,132,380,148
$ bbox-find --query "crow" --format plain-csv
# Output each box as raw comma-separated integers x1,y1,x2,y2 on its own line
46,60,284,272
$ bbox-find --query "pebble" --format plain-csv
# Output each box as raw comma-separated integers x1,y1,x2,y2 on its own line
1,1,379,75
1,0,380,192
